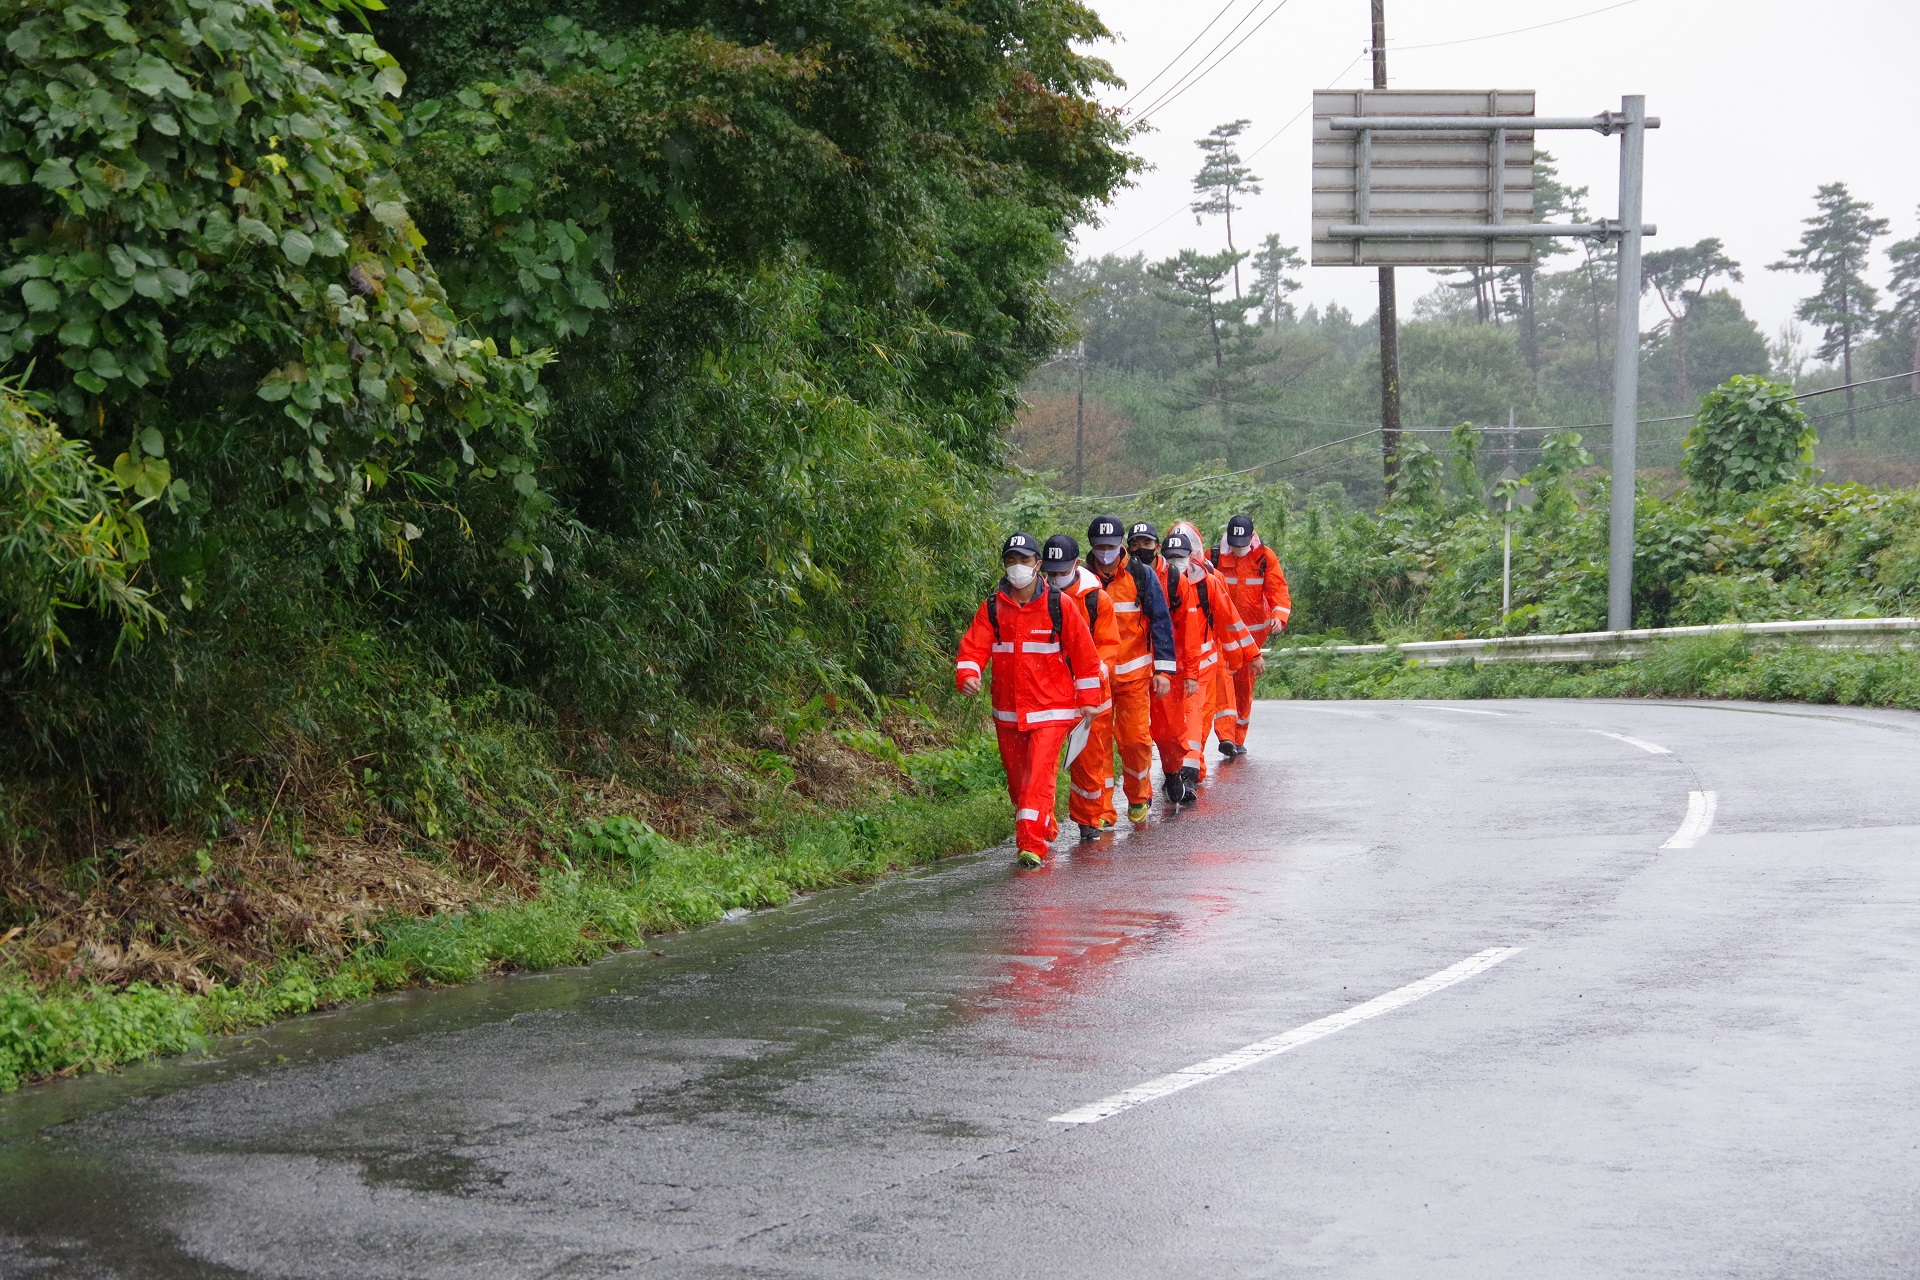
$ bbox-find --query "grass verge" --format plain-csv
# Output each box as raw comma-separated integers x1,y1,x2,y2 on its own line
0,735,1013,1093
1260,634,1920,708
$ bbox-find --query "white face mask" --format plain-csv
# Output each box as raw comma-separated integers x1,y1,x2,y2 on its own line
1004,563,1037,589
1164,556,1189,578
1093,546,1123,565
1045,569,1077,589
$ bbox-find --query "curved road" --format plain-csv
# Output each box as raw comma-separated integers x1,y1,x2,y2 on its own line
4,698,1919,1277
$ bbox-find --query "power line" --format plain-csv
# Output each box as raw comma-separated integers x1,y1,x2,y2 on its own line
1062,373,1920,503
1133,0,1301,126
1117,0,1250,111
1385,0,1644,54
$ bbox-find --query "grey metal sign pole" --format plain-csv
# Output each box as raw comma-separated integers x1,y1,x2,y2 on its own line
1606,95,1648,632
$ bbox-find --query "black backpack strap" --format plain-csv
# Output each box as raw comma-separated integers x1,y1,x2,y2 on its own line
1047,583,1063,645
1083,589,1100,629
987,591,999,641
1197,578,1214,629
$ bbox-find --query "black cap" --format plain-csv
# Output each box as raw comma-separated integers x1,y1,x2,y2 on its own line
1226,514,1254,547
1127,521,1158,543
1042,535,1079,574
1002,532,1039,560
1087,515,1126,549
1161,530,1194,557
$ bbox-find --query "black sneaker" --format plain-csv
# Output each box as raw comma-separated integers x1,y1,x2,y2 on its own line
1077,823,1103,842
1217,740,1237,759
1179,766,1200,804
1162,772,1184,803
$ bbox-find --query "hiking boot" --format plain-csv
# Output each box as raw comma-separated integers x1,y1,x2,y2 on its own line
1077,823,1105,843
1179,766,1201,804
1127,802,1151,824
1017,849,1044,868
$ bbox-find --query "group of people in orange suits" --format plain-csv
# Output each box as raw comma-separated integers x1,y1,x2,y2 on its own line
955,514,1292,867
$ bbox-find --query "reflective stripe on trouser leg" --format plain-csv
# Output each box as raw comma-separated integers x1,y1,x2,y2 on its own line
1225,662,1258,746
1069,705,1119,828
1185,684,1211,777
1112,681,1155,806
1150,683,1190,780
996,720,1072,854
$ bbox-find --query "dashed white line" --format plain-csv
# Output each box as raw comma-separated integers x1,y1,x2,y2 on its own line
1661,791,1718,849
1590,729,1672,755
1049,947,1523,1125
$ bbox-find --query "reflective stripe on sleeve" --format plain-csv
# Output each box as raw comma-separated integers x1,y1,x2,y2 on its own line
1200,640,1214,653
994,709,1017,722
956,660,981,674
1026,707,1079,724
1154,660,1177,672
1112,601,1141,613
1275,605,1292,617
1114,654,1152,674
1022,641,1061,654
1074,677,1102,690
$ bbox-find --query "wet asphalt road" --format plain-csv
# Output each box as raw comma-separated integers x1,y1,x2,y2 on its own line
4,697,1919,1279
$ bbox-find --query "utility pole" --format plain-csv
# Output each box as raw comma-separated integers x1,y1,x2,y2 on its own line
1074,340,1086,496
1371,0,1402,495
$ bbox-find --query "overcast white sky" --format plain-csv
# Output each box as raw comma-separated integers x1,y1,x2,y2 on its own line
1070,0,1920,340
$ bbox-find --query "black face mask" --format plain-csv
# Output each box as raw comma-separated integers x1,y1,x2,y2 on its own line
1130,547,1156,565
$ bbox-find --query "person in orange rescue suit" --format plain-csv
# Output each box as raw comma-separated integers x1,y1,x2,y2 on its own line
1128,522,1190,802
1168,519,1258,768
1166,520,1253,784
956,532,1104,868
1152,530,1247,805
1040,534,1121,841
1086,514,1176,827
1212,513,1287,758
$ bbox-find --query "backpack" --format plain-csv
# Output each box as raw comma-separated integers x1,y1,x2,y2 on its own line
1167,569,1214,631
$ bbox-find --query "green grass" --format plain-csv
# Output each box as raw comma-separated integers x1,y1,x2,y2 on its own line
1259,635,1920,708
0,736,1014,1092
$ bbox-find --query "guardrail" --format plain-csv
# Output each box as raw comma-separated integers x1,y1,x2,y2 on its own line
1264,617,1920,667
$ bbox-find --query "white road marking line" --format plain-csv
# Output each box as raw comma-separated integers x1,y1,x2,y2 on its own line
1589,729,1672,755
1429,705,1507,716
1049,947,1523,1126
1661,791,1718,849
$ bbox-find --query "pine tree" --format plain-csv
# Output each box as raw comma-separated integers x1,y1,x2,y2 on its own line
1884,208,1920,395
1769,182,1889,437
1148,249,1269,457
1641,238,1742,404
1190,120,1261,299
1251,234,1303,329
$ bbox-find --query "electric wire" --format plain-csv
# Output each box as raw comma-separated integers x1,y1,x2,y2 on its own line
1385,0,1644,54
1117,0,1250,111
1132,0,1300,126
1063,373,1920,504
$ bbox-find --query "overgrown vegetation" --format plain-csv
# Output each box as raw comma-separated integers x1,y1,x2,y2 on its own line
0,0,1132,1081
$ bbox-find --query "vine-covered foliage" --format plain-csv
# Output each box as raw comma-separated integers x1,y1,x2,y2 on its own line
0,0,1131,846
1682,375,1815,503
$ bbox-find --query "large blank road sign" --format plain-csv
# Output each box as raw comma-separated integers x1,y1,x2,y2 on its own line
1312,89,1536,267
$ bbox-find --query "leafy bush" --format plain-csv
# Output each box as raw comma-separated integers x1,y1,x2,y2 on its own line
1683,376,1815,504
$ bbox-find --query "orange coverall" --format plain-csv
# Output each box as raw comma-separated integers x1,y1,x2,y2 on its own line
1090,554,1177,809
1058,566,1121,828
955,583,1105,857
1214,541,1291,747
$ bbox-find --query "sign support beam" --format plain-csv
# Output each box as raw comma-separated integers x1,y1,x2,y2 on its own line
1607,95,1647,632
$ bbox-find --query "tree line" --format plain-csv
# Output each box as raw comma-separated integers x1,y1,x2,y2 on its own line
1019,121,1920,504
